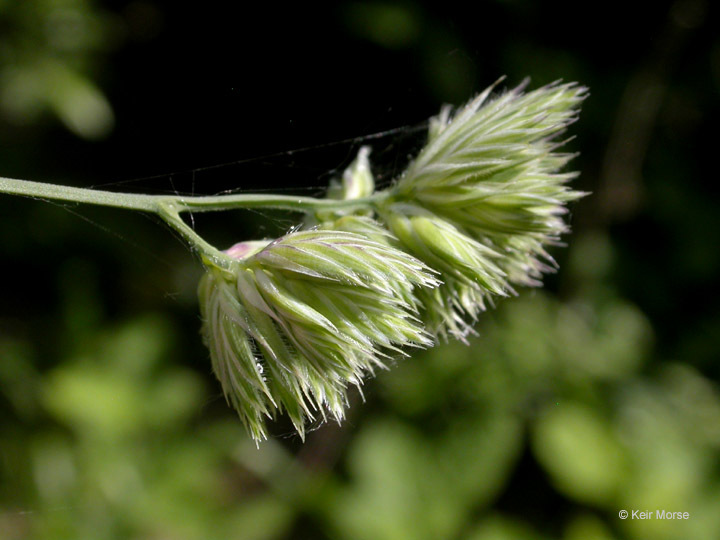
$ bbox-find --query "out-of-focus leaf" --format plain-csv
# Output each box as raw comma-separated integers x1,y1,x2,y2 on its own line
532,402,627,505
0,0,116,139
329,413,522,540
42,315,187,437
224,495,294,540
440,412,523,507
466,514,549,540
564,514,617,540
332,420,464,540
1,60,114,139
43,364,145,437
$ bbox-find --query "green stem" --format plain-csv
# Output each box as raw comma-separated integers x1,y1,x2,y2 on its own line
0,175,386,266
0,176,159,212
0,176,382,214
157,201,238,271
177,193,382,213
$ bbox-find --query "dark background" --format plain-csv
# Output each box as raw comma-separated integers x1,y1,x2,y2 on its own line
1,1,718,539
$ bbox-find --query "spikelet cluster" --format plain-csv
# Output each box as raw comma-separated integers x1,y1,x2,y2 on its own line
380,79,588,339
198,229,438,441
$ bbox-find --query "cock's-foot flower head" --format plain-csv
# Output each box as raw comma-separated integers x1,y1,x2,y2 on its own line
199,79,588,440
198,227,438,442
379,79,588,338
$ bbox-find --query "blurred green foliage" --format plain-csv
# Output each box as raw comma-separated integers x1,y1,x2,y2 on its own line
0,0,115,139
3,231,719,539
1,0,718,539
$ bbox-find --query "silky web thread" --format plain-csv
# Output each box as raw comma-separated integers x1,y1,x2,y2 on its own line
64,120,428,259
